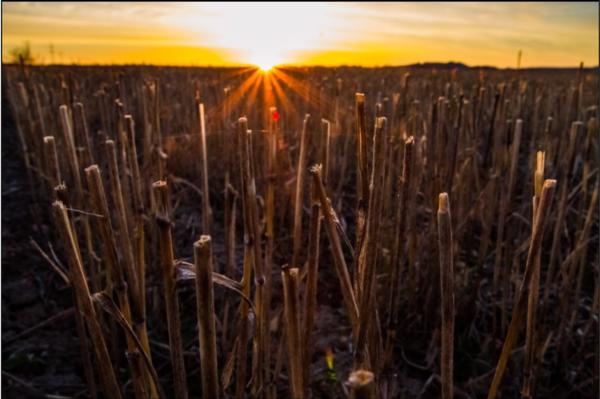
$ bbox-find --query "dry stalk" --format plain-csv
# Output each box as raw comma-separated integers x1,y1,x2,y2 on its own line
354,93,369,293
310,164,359,330
45,186,97,399
522,151,544,399
124,116,153,369
194,235,220,399
153,180,188,399
355,93,369,204
52,201,122,399
282,267,304,399
43,136,61,188
235,247,252,399
544,121,582,309
105,140,141,316
264,107,278,389
124,115,151,339
58,104,82,196
487,179,557,399
238,118,265,285
302,179,322,393
84,164,148,397
198,101,212,233
237,117,266,395
59,104,97,292
355,117,387,368
438,193,454,399
291,114,310,269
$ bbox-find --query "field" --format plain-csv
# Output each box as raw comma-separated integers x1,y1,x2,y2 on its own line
1,64,598,398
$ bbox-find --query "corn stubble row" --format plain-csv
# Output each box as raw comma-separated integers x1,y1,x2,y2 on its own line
4,64,598,398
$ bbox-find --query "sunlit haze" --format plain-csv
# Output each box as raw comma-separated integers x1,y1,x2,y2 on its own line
2,2,598,67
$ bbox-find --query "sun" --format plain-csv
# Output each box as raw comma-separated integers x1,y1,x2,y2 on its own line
258,62,273,72
250,52,280,72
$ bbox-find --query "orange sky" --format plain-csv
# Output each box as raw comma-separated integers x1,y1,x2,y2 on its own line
2,2,598,67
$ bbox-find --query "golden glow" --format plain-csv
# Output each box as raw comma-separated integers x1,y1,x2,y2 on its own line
2,2,598,67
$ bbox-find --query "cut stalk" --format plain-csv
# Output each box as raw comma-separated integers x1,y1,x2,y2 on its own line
235,247,252,399
48,186,97,399
105,140,141,318
153,180,188,399
348,370,375,399
438,193,454,399
487,179,557,399
43,136,61,188
194,235,220,399
238,118,265,285
84,164,149,399
354,93,369,293
282,267,304,399
302,179,322,393
237,117,266,395
355,117,387,368
52,201,122,399
198,101,212,233
310,164,359,330
124,116,149,330
355,93,369,206
522,151,544,399
291,114,310,269
264,107,279,390
59,104,82,195
234,121,250,399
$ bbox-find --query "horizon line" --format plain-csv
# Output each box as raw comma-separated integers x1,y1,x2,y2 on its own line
3,61,598,70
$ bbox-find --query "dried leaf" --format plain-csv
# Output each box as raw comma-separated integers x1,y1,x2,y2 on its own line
92,292,166,399
175,260,255,314
221,337,239,390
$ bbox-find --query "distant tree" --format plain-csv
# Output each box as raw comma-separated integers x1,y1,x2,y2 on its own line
9,41,35,65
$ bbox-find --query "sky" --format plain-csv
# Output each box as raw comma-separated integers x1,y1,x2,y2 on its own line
2,2,598,67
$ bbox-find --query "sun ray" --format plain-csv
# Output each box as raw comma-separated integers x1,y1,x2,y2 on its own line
274,69,322,112
268,71,299,125
211,69,262,121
